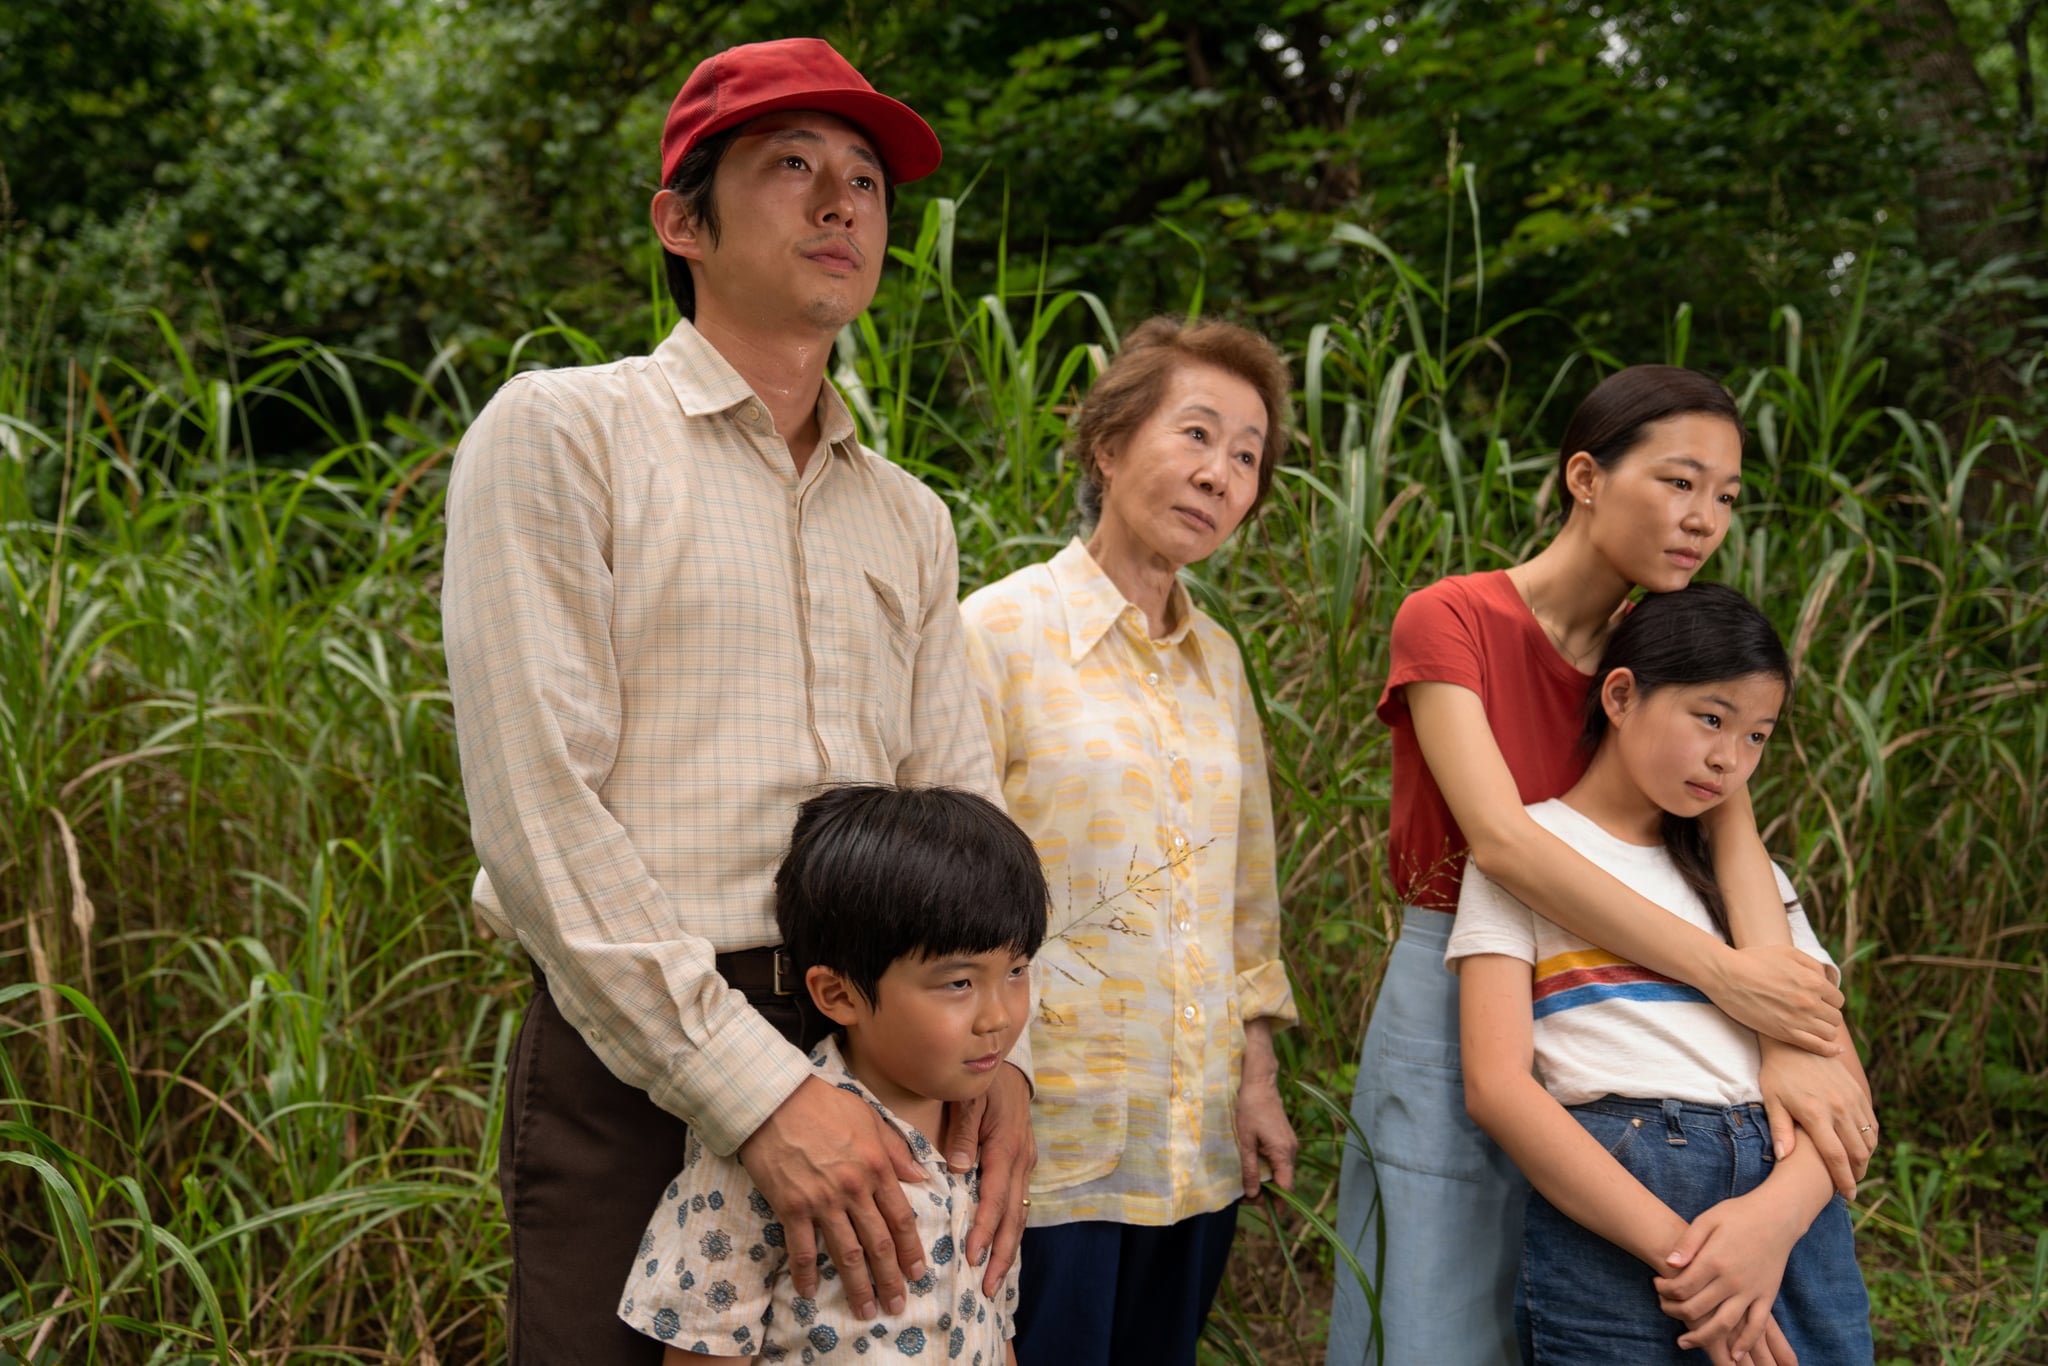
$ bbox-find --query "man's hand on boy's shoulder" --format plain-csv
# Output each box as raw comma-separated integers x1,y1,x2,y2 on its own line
738,1076,930,1321
943,1061,1035,1297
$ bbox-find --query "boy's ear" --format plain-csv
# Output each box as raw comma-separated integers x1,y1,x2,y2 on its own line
1601,667,1637,724
805,965,865,1027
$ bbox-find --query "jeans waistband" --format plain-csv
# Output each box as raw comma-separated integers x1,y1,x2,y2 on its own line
1571,1094,1770,1141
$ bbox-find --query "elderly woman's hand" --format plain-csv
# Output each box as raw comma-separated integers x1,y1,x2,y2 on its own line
1234,1018,1298,1201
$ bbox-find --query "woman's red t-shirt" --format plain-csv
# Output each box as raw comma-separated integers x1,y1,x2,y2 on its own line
1378,571,1598,912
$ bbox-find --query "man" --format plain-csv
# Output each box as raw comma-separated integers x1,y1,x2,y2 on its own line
441,38,1034,1364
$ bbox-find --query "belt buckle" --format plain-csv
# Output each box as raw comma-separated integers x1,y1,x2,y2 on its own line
772,948,795,997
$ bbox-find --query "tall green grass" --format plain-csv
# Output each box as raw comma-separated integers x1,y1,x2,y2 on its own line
3,201,2044,1363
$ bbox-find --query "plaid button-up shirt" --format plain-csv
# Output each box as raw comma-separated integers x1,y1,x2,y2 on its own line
443,319,999,1156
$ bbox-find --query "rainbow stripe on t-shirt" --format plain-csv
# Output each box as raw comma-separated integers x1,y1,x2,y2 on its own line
1531,948,1713,1019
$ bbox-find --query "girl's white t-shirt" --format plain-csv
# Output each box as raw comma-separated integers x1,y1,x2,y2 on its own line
1445,799,1837,1108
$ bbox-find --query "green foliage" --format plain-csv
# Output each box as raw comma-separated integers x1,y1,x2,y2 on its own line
6,0,2035,438
3,193,2044,1360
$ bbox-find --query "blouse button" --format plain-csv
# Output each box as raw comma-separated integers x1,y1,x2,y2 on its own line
1172,833,1186,849
1182,1005,1197,1021
1145,671,1160,687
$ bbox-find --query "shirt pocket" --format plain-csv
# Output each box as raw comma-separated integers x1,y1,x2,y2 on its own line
864,568,921,758
1025,945,1130,1192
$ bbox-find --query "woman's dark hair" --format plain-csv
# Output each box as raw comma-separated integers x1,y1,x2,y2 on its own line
775,785,1048,1016
1556,365,1746,520
662,124,900,323
1581,583,1792,935
1073,316,1292,528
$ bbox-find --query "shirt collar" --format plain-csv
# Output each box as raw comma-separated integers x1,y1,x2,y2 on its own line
653,318,858,455
1046,538,1204,665
807,1035,951,1180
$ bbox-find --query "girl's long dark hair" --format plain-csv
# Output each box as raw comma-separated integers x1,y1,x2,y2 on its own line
1582,583,1792,935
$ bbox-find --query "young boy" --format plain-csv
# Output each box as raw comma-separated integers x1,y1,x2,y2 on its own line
619,785,1045,1365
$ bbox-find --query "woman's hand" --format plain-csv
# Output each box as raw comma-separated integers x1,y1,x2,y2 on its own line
1758,1040,1877,1197
1234,1019,1297,1200
1705,944,1843,1054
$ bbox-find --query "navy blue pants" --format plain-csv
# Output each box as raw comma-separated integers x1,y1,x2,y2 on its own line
1012,1204,1240,1366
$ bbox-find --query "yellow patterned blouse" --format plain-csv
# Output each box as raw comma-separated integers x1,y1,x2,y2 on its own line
962,538,1297,1227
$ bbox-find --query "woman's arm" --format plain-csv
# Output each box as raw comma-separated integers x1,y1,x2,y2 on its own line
1458,954,1691,1266
1411,682,1842,1050
1228,649,1299,1199
1234,1018,1298,1199
1706,793,1878,1193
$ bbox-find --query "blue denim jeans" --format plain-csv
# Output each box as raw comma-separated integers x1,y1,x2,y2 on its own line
1519,1097,1873,1365
1327,908,1526,1366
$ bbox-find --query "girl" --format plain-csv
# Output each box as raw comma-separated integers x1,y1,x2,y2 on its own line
1449,583,1873,1364
1326,366,1876,1365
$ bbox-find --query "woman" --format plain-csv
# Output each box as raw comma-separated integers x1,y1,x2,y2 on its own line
1324,366,1880,1365
961,317,1299,1366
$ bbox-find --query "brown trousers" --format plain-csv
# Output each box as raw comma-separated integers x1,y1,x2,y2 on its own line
499,959,823,1365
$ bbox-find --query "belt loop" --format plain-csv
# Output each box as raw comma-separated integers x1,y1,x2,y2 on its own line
1661,1098,1688,1146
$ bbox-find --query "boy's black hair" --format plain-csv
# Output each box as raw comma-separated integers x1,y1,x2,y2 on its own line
1581,582,1793,935
775,785,1048,1010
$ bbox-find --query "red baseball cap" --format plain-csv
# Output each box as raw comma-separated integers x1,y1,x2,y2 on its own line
661,38,942,188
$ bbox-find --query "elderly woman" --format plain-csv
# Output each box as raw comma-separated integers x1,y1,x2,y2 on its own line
961,317,1299,1366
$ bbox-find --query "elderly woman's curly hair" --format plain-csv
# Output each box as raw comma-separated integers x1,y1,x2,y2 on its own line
1072,316,1292,527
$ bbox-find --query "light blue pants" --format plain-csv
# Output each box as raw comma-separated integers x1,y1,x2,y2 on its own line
1326,907,1525,1366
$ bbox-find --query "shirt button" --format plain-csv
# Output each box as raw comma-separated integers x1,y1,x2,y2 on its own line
1167,751,1180,763
1183,1005,1197,1021
1173,833,1186,849
1145,671,1160,687
1178,918,1192,932
743,404,762,423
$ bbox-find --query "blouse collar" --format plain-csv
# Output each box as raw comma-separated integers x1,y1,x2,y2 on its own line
1046,538,1204,665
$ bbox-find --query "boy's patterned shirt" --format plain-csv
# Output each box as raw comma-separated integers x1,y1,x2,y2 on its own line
961,539,1297,1227
619,1036,1019,1362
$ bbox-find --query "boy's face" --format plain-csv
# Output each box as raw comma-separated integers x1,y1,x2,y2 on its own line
827,948,1031,1118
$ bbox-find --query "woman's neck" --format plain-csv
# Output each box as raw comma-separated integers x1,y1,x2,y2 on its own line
1509,524,1635,671
1084,526,1180,638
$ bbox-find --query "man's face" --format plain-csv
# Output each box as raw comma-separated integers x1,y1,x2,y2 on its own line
678,110,889,336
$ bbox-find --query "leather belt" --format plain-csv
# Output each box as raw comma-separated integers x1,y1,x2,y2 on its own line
529,945,795,997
